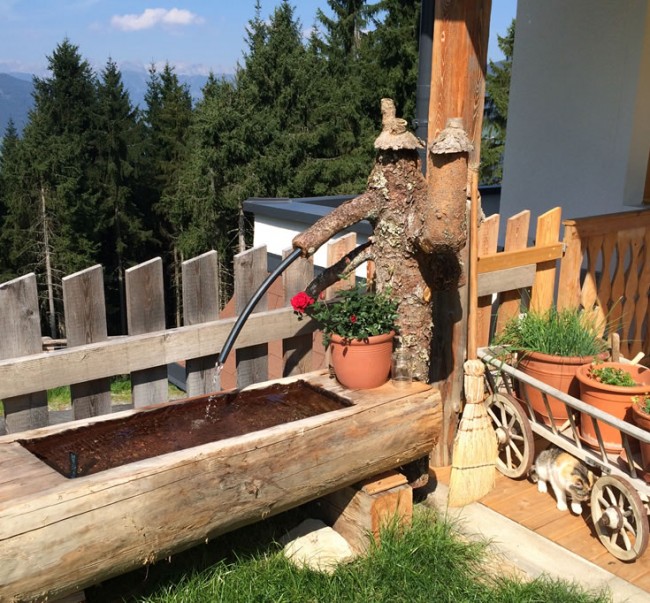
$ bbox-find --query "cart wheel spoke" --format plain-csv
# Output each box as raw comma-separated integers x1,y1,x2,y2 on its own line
506,440,524,462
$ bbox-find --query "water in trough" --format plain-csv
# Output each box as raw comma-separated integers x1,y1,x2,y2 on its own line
19,380,352,478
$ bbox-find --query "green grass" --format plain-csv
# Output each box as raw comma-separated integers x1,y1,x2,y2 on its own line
85,507,611,603
2,377,185,416
43,377,186,410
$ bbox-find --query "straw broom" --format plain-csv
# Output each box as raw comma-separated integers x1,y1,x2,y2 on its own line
447,169,497,507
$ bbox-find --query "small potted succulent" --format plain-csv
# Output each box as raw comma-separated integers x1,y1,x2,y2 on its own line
493,307,608,425
576,361,650,453
291,285,399,389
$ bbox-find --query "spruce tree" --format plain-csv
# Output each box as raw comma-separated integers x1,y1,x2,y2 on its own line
481,19,515,185
141,63,193,326
299,0,380,195
0,120,21,281
368,0,420,122
95,59,152,333
15,39,99,336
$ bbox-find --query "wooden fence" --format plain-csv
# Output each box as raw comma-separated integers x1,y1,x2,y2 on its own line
1,207,648,436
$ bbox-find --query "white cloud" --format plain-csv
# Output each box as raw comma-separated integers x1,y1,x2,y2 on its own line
111,8,204,32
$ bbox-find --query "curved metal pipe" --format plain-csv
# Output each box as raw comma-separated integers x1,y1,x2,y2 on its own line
216,247,303,372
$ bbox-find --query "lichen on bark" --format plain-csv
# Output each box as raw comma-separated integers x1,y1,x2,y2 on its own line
292,100,470,382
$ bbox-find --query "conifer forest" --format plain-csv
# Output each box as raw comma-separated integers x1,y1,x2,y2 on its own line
0,1,512,337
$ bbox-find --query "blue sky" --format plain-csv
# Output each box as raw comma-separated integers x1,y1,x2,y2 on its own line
0,1,517,76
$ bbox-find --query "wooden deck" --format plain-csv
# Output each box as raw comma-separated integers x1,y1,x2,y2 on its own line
435,465,650,593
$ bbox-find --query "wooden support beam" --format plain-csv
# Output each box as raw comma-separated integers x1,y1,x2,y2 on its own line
427,0,492,170
428,0,492,466
315,470,412,554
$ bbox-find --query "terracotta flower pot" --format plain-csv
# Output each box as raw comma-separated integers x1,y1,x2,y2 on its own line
329,331,394,389
576,362,650,453
631,402,650,473
517,351,607,426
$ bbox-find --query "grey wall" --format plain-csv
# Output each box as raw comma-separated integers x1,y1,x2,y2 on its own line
499,0,650,233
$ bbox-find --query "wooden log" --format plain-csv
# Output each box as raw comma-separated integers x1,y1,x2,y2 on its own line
315,470,412,554
182,250,220,396
0,374,441,601
126,258,168,406
0,274,48,433
62,265,112,419
235,246,269,388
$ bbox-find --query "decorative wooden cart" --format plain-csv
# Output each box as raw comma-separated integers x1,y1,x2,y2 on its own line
479,347,650,562
0,372,440,602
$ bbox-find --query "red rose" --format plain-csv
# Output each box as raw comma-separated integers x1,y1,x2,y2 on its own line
291,291,315,314
350,315,357,323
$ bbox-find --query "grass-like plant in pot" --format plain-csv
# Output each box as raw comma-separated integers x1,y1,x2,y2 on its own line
291,285,399,389
493,307,608,425
576,361,650,453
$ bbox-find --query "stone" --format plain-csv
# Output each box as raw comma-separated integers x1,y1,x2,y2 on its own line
280,518,357,574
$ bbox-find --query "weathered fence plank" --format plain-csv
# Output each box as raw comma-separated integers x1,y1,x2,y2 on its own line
62,265,112,419
495,210,531,335
326,232,356,298
530,207,562,312
182,250,220,396
235,246,268,388
126,258,168,406
0,308,316,401
0,274,48,433
282,249,314,377
476,213,499,347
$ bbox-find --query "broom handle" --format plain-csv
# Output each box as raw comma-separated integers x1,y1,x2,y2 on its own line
467,169,479,362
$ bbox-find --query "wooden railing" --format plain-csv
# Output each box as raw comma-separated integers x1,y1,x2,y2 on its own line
1,206,649,436
476,206,650,361
558,209,650,360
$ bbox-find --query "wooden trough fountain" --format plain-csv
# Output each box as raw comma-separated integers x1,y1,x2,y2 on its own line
0,371,440,601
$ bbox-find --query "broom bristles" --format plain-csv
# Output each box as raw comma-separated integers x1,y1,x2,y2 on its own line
447,399,498,508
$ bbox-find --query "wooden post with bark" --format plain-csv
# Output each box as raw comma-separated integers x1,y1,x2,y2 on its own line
428,0,491,466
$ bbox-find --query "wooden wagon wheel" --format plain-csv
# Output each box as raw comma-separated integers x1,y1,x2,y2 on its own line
486,392,534,479
591,475,650,561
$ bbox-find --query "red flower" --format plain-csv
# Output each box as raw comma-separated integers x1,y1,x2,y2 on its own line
291,291,315,314
350,315,357,323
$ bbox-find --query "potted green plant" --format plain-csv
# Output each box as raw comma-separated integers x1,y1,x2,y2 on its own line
291,285,399,389
493,307,608,425
631,394,650,473
576,361,650,453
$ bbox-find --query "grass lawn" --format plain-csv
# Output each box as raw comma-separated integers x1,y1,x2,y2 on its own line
45,377,185,410
84,506,611,603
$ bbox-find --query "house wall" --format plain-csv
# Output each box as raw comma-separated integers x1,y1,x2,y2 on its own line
252,215,370,274
500,0,650,230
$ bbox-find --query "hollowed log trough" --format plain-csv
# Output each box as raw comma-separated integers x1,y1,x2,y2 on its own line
0,371,440,601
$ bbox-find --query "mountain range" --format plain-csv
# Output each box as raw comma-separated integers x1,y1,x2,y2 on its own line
0,70,213,138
